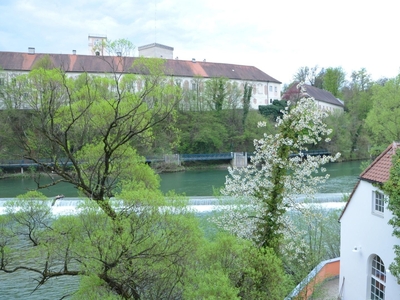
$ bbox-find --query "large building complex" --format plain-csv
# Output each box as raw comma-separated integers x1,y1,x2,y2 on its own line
0,42,282,110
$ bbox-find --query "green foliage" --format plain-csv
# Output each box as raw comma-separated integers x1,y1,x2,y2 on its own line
281,206,341,295
32,54,54,70
204,77,228,111
350,67,372,92
242,82,252,128
339,68,374,159
366,74,400,149
321,111,352,161
258,100,288,120
4,47,181,215
1,189,292,299
177,109,273,153
322,67,346,98
1,189,205,299
177,111,228,153
382,151,400,282
184,233,291,299
293,65,324,88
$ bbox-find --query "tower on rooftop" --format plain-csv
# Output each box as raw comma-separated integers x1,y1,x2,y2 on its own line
88,34,107,56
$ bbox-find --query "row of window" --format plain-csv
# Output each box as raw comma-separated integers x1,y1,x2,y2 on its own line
177,79,279,95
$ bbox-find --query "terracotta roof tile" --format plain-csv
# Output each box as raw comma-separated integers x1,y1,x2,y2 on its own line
339,142,400,221
0,51,281,83
360,142,400,184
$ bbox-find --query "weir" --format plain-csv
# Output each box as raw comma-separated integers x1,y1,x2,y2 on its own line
0,193,348,215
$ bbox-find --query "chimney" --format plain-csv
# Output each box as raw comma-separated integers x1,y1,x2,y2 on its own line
28,47,35,54
117,51,121,57
72,50,76,55
192,58,196,63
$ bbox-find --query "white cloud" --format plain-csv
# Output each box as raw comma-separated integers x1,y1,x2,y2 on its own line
0,0,399,84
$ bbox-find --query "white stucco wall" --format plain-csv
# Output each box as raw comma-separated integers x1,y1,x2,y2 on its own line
340,180,400,299
177,76,281,110
314,99,344,113
1,70,281,111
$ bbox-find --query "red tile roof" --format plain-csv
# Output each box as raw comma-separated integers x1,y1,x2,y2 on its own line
360,142,400,184
339,142,400,220
0,51,281,83
282,82,344,107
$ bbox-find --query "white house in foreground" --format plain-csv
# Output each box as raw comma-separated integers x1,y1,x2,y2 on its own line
339,142,400,299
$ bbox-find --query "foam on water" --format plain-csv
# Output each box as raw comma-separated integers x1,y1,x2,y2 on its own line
0,194,348,215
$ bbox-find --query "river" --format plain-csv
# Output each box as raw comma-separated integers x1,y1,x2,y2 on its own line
0,160,362,198
0,160,362,299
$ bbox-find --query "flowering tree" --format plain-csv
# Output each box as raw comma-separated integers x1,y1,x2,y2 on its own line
214,90,340,252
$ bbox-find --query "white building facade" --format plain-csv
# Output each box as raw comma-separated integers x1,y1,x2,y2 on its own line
340,143,400,299
0,44,282,110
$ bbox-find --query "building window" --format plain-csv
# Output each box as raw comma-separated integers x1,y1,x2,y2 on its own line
373,191,385,214
269,86,272,92
183,80,189,91
370,255,386,300
274,86,277,92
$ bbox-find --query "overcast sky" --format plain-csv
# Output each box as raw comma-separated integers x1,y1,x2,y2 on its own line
1,0,399,85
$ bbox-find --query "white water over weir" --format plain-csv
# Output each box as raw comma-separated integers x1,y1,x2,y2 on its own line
0,193,348,215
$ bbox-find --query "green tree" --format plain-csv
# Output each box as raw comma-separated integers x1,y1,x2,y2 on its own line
214,95,340,252
321,110,352,161
177,111,228,153
204,77,228,111
293,65,325,88
341,68,373,158
383,150,400,281
1,189,204,299
282,206,342,291
242,82,252,129
4,48,181,219
184,233,291,299
366,74,400,150
351,67,372,92
258,99,288,121
323,67,346,98
32,54,54,70
0,40,195,298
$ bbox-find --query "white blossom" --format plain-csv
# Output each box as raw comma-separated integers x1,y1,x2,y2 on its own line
212,93,340,249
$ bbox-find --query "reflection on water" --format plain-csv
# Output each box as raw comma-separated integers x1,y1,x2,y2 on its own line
0,161,363,198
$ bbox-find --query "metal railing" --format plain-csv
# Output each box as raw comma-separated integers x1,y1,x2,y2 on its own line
0,150,331,168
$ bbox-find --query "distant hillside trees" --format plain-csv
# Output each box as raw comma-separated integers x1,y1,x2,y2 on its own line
258,100,288,121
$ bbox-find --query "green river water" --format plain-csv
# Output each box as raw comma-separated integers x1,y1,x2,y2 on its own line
0,160,362,198
0,160,363,299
